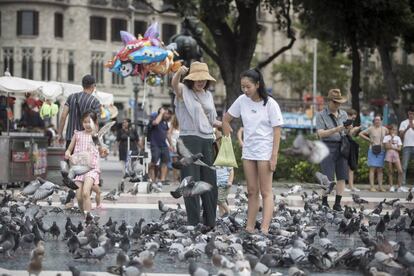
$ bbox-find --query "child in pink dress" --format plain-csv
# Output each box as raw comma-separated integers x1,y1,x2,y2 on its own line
383,125,403,192
65,112,106,216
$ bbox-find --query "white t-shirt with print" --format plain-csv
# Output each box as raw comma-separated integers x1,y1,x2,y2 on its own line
399,119,414,147
228,95,283,160
383,135,402,150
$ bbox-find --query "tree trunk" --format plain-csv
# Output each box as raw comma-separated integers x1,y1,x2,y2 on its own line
378,42,404,122
350,36,361,125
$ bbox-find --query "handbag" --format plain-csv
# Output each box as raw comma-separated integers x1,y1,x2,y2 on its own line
371,128,384,155
372,145,382,155
213,136,238,168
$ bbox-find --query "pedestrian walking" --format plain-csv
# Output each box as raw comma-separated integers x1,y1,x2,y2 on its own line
168,115,180,183
223,68,283,234
65,111,107,216
345,109,361,192
383,125,403,192
316,89,351,211
171,62,221,229
117,119,142,177
148,107,173,187
57,75,101,149
359,115,388,192
399,106,414,192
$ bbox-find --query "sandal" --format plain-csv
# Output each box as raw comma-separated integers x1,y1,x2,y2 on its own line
369,187,377,192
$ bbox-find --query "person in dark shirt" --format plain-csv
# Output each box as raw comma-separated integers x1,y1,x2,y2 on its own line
148,107,173,187
117,119,142,177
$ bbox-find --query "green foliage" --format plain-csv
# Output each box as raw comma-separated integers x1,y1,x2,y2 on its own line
272,42,351,99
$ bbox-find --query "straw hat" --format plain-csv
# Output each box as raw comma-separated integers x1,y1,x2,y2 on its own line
183,62,216,82
327,89,347,104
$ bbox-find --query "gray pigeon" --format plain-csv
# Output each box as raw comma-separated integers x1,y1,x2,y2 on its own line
33,181,60,201
283,135,329,164
22,179,42,196
170,176,213,199
175,138,216,170
315,172,336,194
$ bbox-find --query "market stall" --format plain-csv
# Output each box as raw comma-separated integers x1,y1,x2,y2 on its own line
0,76,114,186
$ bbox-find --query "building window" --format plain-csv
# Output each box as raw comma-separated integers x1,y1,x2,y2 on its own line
134,20,147,37
54,13,63,38
68,51,75,82
111,18,127,42
21,48,34,79
0,13,2,37
162,23,177,44
91,52,105,84
17,10,39,36
3,48,14,76
90,16,106,40
41,49,51,81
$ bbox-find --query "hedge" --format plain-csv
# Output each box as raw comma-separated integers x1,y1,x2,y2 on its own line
232,134,414,185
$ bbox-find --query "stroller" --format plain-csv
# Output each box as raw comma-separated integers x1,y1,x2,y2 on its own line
122,137,152,194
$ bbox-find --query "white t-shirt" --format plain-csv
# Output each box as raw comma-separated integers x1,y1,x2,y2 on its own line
383,135,402,150
399,119,414,147
228,95,283,160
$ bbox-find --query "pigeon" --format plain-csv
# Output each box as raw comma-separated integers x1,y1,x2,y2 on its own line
288,266,306,276
22,178,42,196
33,180,60,201
281,185,303,197
351,194,368,204
397,241,414,267
68,265,97,276
175,138,216,170
27,241,45,276
189,261,211,276
282,135,329,164
49,221,60,239
407,189,413,202
170,176,213,199
92,120,116,147
315,172,336,194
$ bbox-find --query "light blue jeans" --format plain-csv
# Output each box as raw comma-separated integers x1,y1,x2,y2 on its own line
402,146,414,186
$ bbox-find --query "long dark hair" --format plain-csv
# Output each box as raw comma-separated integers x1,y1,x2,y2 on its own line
240,68,268,105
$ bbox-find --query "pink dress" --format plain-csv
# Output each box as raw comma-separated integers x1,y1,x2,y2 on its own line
73,130,100,185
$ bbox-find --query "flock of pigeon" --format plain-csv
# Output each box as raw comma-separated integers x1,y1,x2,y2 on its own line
0,135,413,276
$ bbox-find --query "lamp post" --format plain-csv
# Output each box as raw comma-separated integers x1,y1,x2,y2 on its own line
148,89,154,114
132,77,139,124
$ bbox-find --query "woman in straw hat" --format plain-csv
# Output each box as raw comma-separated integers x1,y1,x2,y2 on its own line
171,62,221,229
315,88,352,211
222,68,283,235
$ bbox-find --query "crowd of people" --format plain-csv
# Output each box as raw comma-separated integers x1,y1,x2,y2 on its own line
14,60,409,232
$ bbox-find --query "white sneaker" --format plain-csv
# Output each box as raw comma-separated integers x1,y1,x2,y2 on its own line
397,186,409,193
344,187,351,192
389,186,395,192
352,187,360,192
157,181,163,188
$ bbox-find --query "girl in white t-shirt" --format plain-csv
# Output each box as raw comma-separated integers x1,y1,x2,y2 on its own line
383,125,403,192
222,68,283,234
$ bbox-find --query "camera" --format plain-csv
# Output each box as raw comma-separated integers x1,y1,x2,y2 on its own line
343,119,353,127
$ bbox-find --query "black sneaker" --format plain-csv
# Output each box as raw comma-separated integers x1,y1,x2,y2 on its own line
322,202,330,209
162,180,170,186
333,204,343,212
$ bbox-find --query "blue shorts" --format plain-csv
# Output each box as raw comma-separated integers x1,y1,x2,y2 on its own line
320,141,348,181
151,146,170,164
367,148,385,168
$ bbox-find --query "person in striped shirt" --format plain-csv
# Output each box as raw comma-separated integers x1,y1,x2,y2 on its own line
57,74,101,149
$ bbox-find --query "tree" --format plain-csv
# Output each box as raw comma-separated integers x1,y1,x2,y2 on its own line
295,0,414,122
273,42,350,99
138,0,296,107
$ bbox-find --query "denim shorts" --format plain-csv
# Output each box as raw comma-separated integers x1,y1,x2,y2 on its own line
320,141,348,181
151,146,170,164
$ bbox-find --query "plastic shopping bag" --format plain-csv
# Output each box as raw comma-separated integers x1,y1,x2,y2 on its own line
213,136,238,168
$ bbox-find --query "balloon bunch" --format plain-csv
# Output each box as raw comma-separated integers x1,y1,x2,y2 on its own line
105,22,181,80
